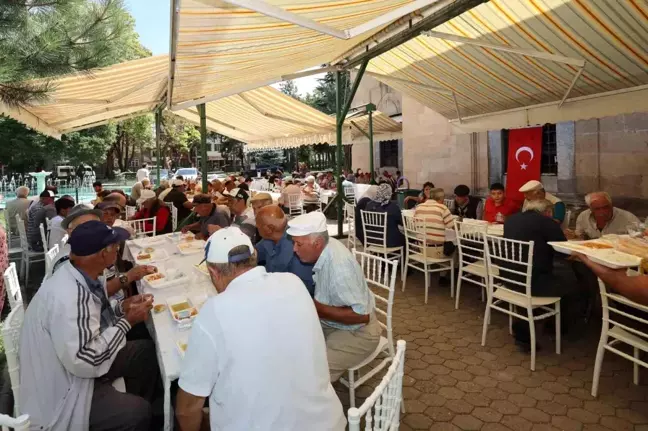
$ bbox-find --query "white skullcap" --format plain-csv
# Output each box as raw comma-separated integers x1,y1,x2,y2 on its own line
519,180,543,193
306,175,315,182
204,226,254,264
172,179,185,187
137,189,156,205
286,212,328,237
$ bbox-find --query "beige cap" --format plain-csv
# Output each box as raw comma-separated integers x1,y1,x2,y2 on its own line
250,192,272,202
519,180,543,193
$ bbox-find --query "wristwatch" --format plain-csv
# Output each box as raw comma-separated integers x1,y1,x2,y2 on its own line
119,274,129,287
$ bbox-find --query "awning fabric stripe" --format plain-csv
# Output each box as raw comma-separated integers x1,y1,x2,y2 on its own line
366,0,648,119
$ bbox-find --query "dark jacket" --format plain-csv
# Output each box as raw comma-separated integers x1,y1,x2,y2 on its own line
453,196,481,219
363,200,405,248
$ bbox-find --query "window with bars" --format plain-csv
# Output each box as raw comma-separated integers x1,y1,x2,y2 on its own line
502,124,557,175
379,139,399,168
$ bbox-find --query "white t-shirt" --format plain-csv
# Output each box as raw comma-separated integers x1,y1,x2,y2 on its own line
136,168,149,182
179,267,345,431
48,215,66,250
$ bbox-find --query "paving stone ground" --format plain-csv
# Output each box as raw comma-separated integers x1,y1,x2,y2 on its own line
336,270,648,431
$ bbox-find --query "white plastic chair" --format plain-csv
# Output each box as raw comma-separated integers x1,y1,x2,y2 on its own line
345,202,357,249
287,193,304,218
340,251,398,408
38,222,48,252
5,227,22,266
348,340,406,431
562,209,572,229
481,235,561,371
443,198,455,212
3,303,24,417
15,215,44,287
401,214,454,304
0,413,29,431
3,263,22,311
454,220,493,309
165,202,178,231
360,210,404,282
125,217,157,238
60,234,69,247
591,271,646,397
125,205,137,220
44,244,59,280
344,185,356,204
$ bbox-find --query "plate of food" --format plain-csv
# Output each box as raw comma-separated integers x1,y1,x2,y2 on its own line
143,268,190,289
194,261,209,277
135,248,169,264
587,249,642,269
132,236,167,248
167,296,199,324
177,240,206,255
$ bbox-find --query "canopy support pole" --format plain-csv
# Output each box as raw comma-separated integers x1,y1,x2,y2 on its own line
335,61,368,238
368,108,375,185
155,109,162,184
198,103,208,192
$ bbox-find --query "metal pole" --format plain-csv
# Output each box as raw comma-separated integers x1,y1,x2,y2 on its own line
368,110,375,185
198,103,208,192
155,109,161,184
335,71,344,238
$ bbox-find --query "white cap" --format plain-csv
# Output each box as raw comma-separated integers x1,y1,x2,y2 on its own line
137,189,156,205
519,180,543,193
286,212,328,237
306,175,315,182
204,226,254,264
172,179,185,187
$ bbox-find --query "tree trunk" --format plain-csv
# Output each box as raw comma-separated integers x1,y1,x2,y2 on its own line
105,147,115,179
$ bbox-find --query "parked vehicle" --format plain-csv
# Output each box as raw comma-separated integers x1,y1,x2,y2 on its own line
207,171,228,181
174,167,199,181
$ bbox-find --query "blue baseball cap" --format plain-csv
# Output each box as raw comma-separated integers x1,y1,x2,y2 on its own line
68,220,130,256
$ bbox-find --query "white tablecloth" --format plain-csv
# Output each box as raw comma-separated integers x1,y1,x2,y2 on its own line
123,234,215,431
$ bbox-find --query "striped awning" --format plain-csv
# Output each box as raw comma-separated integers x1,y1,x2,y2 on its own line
170,0,426,108
346,111,402,140
366,0,648,119
0,56,168,138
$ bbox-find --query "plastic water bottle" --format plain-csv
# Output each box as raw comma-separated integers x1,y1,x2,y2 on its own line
496,212,504,223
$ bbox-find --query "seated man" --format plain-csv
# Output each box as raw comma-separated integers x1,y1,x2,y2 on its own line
250,192,273,217
452,184,483,220
6,186,30,237
483,182,520,223
413,188,455,258
27,189,57,251
503,199,579,348
182,194,230,239
176,227,345,430
132,189,173,235
575,191,639,239
256,205,315,295
48,196,75,249
163,179,194,224
20,221,159,430
519,180,565,224
222,188,254,238
362,183,404,248
288,212,381,381
129,178,151,202
278,179,302,212
302,176,321,213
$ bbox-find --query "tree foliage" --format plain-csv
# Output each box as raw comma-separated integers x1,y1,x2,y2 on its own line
279,80,300,100
0,0,148,106
303,71,351,115
63,123,117,167
159,112,200,168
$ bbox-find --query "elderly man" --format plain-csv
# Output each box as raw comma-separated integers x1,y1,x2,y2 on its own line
414,188,455,258
27,189,57,251
278,179,302,213
182,194,230,239
575,191,639,239
288,212,381,381
221,188,256,240
48,197,75,249
20,221,159,430
519,180,565,224
453,184,483,220
130,178,151,202
164,179,194,223
6,186,30,236
256,205,315,295
250,192,273,217
176,227,345,430
302,176,321,213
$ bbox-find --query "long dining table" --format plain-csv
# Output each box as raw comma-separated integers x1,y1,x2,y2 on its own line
123,233,215,431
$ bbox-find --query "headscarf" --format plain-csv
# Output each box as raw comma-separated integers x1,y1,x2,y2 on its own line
372,183,392,206
363,185,379,201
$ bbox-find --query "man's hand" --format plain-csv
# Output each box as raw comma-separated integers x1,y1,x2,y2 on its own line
563,228,577,240
127,265,157,283
124,294,154,326
181,226,190,234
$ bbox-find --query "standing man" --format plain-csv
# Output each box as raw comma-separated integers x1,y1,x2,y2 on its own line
574,191,639,239
136,163,149,183
6,186,30,237
176,227,345,430
27,189,57,251
288,212,381,381
519,180,565,224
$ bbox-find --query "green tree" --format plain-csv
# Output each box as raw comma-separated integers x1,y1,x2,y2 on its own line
0,115,64,173
63,123,117,166
303,71,351,115
279,80,300,100
159,112,200,168
105,115,153,176
0,0,146,106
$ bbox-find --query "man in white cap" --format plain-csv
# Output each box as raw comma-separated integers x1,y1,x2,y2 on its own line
163,179,194,223
176,227,345,430
519,180,566,224
287,212,381,381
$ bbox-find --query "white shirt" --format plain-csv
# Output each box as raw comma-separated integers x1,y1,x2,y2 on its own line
136,167,149,182
179,267,345,431
48,215,66,249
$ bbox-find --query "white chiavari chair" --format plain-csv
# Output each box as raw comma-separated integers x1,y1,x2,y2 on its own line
454,220,494,309
287,193,304,218
401,214,454,304
482,235,561,371
125,217,157,238
562,209,572,229
347,340,406,431
44,244,60,280
344,201,357,249
344,185,356,204
2,303,24,417
443,198,455,212
591,270,646,396
125,205,137,220
3,263,22,311
340,251,398,408
15,215,44,287
361,210,404,282
0,413,29,431
164,202,178,231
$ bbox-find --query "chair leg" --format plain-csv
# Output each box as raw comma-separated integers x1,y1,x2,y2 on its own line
25,257,30,289
450,259,455,299
455,269,463,310
481,302,491,346
555,302,561,355
509,304,513,335
528,308,537,371
348,370,356,408
634,348,640,386
591,330,608,397
402,257,409,292
400,251,405,283
481,280,485,302
424,267,429,305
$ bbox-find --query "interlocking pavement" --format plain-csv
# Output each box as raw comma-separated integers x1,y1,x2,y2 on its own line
337,271,648,430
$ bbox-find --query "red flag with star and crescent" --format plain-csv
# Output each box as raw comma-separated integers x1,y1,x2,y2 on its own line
506,127,542,203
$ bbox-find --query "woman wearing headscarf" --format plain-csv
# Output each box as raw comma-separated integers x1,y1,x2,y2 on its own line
358,183,405,248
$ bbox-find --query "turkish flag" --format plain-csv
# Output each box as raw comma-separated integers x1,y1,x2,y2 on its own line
506,127,542,203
